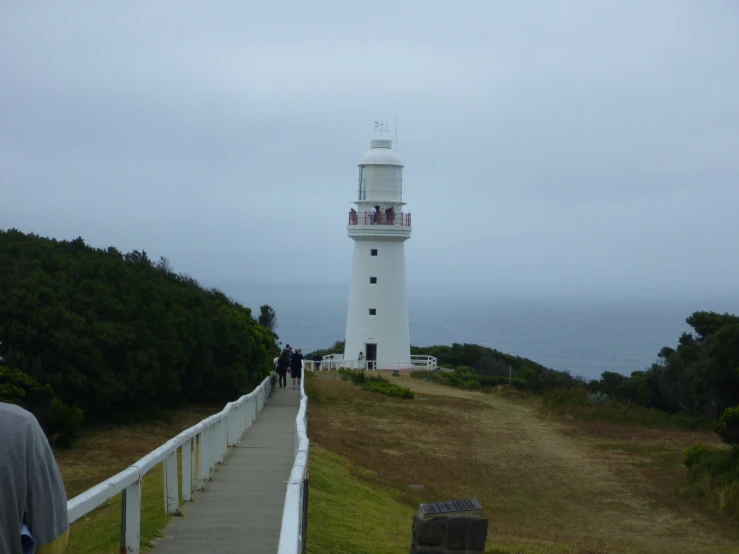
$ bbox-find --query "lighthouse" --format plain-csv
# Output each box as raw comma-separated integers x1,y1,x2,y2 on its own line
343,136,412,371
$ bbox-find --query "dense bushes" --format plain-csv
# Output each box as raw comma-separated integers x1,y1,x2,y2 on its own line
337,368,415,399
0,229,279,442
542,389,713,430
413,367,526,391
0,365,84,445
412,343,585,393
715,406,739,445
589,312,739,418
683,444,739,518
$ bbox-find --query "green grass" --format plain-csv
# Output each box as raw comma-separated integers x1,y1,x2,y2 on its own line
306,444,414,554
66,448,193,553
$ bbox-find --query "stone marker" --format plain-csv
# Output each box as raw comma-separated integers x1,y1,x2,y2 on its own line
410,499,487,554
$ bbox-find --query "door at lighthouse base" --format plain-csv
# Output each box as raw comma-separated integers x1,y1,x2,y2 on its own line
365,343,377,370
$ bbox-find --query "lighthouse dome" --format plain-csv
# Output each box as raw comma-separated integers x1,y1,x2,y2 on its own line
359,138,403,167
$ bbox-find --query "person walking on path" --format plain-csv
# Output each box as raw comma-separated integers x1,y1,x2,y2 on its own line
290,348,304,389
277,346,290,388
0,402,70,554
312,352,323,371
358,351,365,371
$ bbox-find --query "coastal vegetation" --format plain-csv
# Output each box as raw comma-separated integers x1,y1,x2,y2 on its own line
410,311,739,525
412,310,739,424
337,367,415,399
0,228,279,445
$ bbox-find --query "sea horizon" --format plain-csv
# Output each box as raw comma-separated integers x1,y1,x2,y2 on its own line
217,281,739,381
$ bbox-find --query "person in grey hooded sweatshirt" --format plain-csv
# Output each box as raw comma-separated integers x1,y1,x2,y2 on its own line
0,402,69,554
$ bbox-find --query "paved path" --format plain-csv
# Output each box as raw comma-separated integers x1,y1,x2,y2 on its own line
152,385,300,554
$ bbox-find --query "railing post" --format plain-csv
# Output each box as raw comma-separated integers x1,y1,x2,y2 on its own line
216,419,224,464
164,451,179,514
207,425,215,475
221,417,228,461
182,438,192,502
212,424,217,470
124,479,141,553
198,431,207,487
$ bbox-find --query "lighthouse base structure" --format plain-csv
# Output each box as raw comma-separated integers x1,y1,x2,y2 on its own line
344,237,412,371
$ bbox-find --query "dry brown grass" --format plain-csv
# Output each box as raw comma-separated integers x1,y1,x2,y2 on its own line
55,404,219,499
307,372,739,553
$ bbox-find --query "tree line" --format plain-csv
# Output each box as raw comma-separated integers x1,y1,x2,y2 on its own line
0,229,279,444
588,311,739,419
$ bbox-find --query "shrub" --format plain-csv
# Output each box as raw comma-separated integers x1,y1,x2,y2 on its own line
338,368,365,384
365,381,415,399
715,406,739,445
587,392,611,406
683,443,739,518
47,397,84,446
683,443,714,469
542,389,589,409
476,375,527,389
0,366,83,446
339,368,414,399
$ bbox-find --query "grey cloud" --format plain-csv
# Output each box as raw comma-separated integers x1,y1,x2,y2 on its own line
1,0,738,294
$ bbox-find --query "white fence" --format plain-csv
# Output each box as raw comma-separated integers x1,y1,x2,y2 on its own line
277,363,310,553
305,354,437,372
66,373,273,554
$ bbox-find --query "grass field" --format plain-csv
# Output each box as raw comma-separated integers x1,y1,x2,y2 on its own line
306,444,414,553
305,372,739,553
54,404,220,554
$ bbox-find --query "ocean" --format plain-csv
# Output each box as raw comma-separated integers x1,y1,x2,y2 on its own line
222,283,739,381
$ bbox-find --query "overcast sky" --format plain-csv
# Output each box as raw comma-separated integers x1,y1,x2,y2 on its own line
2,1,738,298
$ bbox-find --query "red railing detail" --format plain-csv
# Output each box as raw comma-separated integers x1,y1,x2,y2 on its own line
349,212,411,227
348,211,412,226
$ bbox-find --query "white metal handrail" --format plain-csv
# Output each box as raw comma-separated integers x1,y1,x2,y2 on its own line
277,362,310,554
67,373,274,554
305,355,437,372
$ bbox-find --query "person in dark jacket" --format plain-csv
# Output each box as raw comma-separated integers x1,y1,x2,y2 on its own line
290,348,304,389
312,353,323,371
277,347,290,388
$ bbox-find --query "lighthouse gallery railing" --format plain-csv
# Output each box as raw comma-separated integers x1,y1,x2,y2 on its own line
348,211,411,226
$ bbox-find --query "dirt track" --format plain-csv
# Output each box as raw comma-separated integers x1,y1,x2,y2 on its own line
397,376,737,554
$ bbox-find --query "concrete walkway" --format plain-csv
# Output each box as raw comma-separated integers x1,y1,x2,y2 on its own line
152,385,300,554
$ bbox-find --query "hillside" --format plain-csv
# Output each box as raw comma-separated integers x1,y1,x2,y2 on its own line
0,228,278,444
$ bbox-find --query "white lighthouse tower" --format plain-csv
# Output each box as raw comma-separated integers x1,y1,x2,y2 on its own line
344,135,412,370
